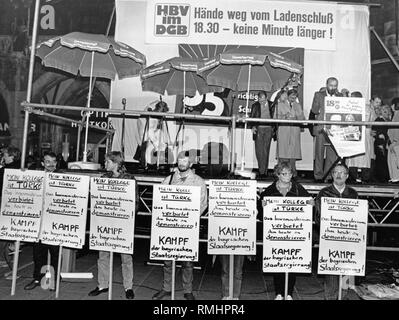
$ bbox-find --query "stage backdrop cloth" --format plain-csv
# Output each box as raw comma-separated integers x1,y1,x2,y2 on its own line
111,0,370,170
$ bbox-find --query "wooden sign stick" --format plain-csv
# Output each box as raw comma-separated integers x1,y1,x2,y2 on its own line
108,252,113,300
229,255,234,299
171,260,176,300
55,245,63,298
10,240,20,295
284,273,289,299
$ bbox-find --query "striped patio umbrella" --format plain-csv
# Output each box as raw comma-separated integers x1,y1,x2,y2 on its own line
36,32,146,161
198,46,303,172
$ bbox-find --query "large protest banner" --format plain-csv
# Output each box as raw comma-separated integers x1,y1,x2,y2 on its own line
208,179,257,255
146,0,337,50
89,177,136,254
263,197,313,273
113,0,370,172
324,97,366,158
318,197,368,276
40,173,90,249
150,184,200,261
0,169,45,242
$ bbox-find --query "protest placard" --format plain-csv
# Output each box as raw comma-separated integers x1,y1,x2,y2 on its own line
150,184,201,261
318,197,368,276
40,173,90,249
208,180,257,255
324,97,366,158
263,197,313,273
0,169,45,242
89,177,136,254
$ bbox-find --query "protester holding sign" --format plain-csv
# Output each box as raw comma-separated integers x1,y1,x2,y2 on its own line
0,146,21,268
89,151,138,300
207,179,257,300
315,162,358,300
24,151,60,291
309,77,342,182
152,150,207,301
259,162,311,300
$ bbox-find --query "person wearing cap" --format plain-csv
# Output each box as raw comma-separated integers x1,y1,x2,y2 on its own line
259,161,312,300
152,150,207,300
315,162,358,300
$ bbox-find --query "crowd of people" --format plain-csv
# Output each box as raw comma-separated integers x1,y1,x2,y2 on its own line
0,80,396,300
0,142,364,300
251,77,399,184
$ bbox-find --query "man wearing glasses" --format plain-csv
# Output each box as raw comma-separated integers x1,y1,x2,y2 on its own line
315,162,358,299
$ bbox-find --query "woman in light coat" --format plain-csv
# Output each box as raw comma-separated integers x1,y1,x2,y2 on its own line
275,89,305,177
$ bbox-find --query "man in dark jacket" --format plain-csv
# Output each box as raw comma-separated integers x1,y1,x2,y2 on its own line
315,162,358,300
0,146,21,268
250,91,275,178
309,77,342,182
24,151,60,291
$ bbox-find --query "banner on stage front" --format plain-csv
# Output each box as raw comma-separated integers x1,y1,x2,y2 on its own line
146,0,337,50
318,197,368,276
324,97,366,158
150,184,200,261
263,197,313,273
0,169,45,242
89,177,136,254
208,180,257,255
40,173,90,249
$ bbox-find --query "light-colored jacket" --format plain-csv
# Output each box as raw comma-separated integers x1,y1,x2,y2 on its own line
275,100,305,159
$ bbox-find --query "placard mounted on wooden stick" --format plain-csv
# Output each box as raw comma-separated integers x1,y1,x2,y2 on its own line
89,177,136,254
318,197,368,276
208,179,257,255
40,173,90,249
263,197,313,273
0,169,45,242
150,184,201,261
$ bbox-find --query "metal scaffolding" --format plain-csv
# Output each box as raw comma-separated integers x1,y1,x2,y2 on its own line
9,0,398,298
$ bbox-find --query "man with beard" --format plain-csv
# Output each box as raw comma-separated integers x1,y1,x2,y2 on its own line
24,151,60,291
152,150,207,300
309,77,342,182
